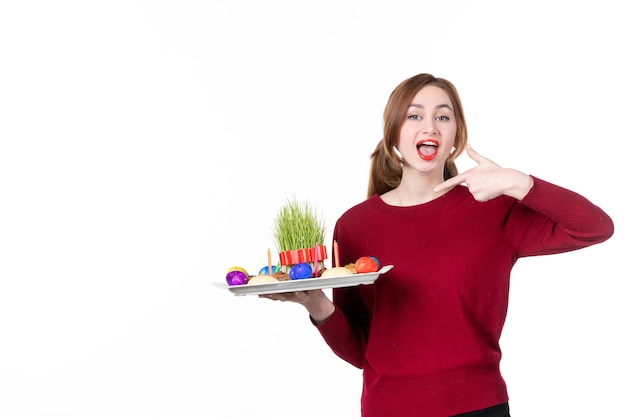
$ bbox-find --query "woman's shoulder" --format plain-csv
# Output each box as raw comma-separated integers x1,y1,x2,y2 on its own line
341,194,382,215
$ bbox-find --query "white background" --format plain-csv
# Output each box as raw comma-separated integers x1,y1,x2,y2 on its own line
1,1,623,416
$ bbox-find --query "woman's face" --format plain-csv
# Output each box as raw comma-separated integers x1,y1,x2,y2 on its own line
397,85,457,176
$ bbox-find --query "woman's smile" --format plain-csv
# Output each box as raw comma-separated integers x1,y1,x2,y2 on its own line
417,139,439,160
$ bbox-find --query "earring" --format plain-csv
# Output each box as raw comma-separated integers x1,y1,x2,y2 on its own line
450,146,456,154
393,146,403,160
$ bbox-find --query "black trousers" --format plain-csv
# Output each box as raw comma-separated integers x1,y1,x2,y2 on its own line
453,402,510,417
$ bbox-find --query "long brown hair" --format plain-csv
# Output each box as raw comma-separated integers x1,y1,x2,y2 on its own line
367,73,468,197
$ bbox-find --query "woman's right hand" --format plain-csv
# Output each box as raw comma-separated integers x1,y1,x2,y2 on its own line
434,143,533,202
260,289,336,323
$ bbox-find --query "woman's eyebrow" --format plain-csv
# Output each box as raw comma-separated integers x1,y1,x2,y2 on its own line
408,103,452,110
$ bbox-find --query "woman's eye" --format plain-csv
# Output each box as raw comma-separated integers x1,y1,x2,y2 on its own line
408,115,420,120
436,115,450,121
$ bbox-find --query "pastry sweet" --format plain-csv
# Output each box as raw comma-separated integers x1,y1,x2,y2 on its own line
273,271,290,281
320,266,354,277
247,274,280,285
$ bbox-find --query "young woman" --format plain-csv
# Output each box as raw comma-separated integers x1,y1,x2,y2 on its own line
261,73,614,417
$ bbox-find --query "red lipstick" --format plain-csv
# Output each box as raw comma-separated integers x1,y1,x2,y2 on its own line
416,139,439,160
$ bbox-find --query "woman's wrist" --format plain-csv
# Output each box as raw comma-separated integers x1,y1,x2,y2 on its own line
305,293,336,324
505,169,533,200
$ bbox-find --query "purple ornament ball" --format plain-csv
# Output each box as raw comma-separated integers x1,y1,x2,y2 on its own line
226,270,248,286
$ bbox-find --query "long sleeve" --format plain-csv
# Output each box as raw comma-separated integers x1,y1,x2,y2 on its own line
506,176,614,257
314,287,369,368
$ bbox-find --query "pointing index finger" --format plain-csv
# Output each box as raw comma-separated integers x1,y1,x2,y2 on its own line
434,173,465,193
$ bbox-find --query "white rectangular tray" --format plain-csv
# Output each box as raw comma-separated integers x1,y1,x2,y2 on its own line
213,265,393,296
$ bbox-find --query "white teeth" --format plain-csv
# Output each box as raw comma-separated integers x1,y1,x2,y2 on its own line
419,141,438,147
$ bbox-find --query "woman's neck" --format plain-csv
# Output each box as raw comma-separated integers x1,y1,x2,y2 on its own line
383,174,446,206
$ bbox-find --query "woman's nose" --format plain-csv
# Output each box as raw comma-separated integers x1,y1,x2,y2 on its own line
422,125,435,134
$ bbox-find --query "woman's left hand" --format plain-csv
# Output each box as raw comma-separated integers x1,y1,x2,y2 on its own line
259,289,336,323
434,143,533,202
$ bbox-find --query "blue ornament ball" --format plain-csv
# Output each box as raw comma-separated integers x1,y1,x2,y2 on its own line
258,265,279,275
289,263,313,280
